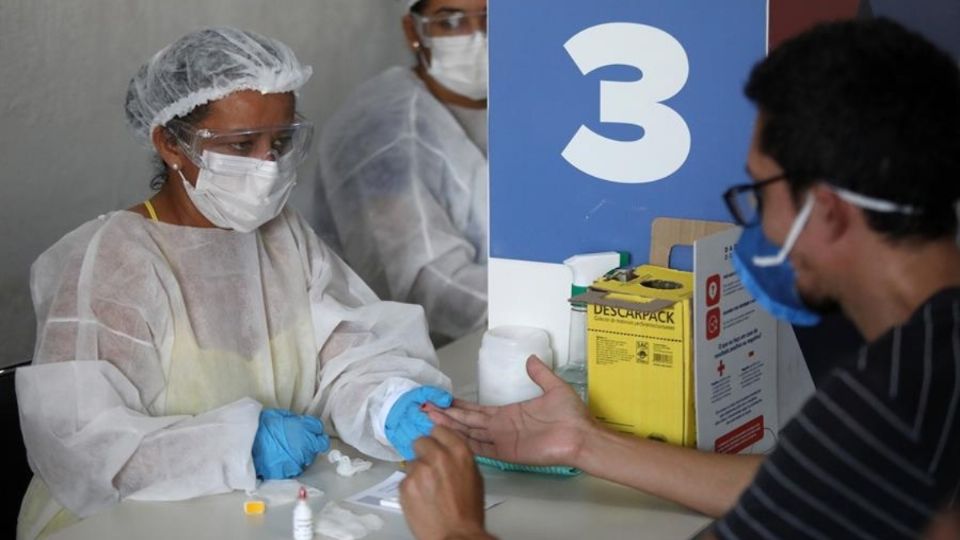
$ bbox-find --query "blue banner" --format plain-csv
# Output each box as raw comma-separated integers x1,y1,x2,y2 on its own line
489,0,767,264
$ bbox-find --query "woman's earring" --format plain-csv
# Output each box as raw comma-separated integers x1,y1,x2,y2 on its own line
412,41,420,50
171,163,181,171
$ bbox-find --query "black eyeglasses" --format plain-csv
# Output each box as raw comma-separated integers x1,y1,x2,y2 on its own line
722,172,788,226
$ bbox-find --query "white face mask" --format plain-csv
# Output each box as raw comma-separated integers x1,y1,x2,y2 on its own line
179,151,297,233
422,32,488,100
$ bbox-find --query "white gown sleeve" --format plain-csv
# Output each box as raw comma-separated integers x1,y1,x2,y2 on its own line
324,136,487,342
289,212,452,460
19,218,260,519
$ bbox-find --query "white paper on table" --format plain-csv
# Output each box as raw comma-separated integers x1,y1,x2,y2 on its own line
344,471,506,514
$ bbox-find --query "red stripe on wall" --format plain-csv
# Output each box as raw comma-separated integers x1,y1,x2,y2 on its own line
769,0,862,50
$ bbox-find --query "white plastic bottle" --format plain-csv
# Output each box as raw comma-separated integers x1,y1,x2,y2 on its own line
477,325,554,406
293,486,314,540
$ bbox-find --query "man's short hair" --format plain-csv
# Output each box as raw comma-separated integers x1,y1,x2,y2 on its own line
745,18,960,240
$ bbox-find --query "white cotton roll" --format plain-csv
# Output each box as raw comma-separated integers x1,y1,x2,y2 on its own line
478,326,555,406
326,449,373,477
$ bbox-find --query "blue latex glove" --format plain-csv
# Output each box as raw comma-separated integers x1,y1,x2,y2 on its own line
385,386,453,460
252,408,330,479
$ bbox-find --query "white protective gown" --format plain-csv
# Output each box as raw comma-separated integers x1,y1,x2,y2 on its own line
317,66,488,342
16,207,449,539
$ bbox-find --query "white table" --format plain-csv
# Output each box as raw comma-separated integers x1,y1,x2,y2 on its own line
49,331,712,540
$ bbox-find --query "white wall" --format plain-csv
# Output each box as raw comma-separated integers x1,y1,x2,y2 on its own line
0,0,412,367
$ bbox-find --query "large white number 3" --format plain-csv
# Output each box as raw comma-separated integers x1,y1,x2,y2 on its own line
562,23,691,184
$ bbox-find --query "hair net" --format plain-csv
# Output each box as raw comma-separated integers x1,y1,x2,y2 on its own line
124,27,313,143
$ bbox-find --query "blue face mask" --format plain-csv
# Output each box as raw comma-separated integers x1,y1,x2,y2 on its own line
732,187,918,327
732,197,821,326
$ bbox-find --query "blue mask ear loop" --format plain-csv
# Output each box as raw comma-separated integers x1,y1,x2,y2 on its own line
751,185,919,268
752,193,815,267
832,186,918,214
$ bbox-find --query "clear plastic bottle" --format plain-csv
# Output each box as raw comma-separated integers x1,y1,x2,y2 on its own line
560,252,628,401
293,486,314,540
558,290,588,401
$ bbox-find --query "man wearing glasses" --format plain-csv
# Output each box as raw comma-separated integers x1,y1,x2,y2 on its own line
316,0,488,345
399,18,960,540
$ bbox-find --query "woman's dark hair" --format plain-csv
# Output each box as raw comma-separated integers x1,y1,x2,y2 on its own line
149,103,212,190
745,17,960,241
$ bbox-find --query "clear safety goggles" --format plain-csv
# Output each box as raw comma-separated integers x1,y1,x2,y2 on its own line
412,9,487,39
169,116,314,169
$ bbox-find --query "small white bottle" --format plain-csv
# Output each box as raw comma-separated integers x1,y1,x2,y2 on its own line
293,486,314,540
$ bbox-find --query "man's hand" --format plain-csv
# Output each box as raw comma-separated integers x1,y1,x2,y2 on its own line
426,356,761,519
425,355,595,467
400,426,494,540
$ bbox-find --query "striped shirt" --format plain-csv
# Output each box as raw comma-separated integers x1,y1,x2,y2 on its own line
716,288,960,539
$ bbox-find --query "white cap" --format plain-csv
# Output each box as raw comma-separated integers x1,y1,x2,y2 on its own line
397,0,419,11
563,252,624,287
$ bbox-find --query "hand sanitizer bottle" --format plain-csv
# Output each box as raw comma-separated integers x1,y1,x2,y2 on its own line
560,252,629,401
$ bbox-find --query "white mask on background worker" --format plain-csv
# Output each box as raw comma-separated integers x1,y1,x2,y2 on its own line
403,0,489,101
419,31,488,100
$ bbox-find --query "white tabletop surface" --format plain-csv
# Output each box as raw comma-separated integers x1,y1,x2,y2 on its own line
48,330,712,540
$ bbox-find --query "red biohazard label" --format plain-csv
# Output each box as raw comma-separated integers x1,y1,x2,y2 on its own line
706,307,721,340
715,416,764,454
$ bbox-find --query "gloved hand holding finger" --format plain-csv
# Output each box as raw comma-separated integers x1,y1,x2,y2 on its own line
385,386,454,460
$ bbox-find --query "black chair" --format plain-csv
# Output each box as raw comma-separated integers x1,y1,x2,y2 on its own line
1,361,33,538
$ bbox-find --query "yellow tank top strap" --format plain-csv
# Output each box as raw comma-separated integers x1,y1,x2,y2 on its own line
143,200,159,223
